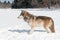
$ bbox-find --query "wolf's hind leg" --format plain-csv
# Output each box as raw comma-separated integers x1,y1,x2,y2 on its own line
44,26,49,33
49,25,55,33
49,20,55,33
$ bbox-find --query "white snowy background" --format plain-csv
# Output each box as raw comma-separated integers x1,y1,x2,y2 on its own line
0,8,60,40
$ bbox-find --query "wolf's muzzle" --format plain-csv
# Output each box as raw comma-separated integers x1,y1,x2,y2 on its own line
17,16,23,19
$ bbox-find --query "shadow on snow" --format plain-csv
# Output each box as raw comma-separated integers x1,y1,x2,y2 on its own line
8,29,46,33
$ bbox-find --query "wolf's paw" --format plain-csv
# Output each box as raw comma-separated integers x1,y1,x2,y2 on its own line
28,31,33,34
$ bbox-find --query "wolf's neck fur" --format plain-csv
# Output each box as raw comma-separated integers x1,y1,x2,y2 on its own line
24,12,35,22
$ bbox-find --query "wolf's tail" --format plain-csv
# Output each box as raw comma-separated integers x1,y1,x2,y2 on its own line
49,20,55,33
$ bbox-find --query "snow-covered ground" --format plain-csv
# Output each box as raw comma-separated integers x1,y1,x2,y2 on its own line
0,9,60,40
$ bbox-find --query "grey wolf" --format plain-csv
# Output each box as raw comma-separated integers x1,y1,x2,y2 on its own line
17,10,55,34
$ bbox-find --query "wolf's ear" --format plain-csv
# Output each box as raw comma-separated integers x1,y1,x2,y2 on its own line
21,10,23,13
21,10,23,12
21,10,25,13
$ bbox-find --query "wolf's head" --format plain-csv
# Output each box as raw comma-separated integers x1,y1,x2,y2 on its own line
17,10,29,20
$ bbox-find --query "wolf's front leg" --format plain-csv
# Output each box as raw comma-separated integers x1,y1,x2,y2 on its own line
29,26,34,34
28,19,35,34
